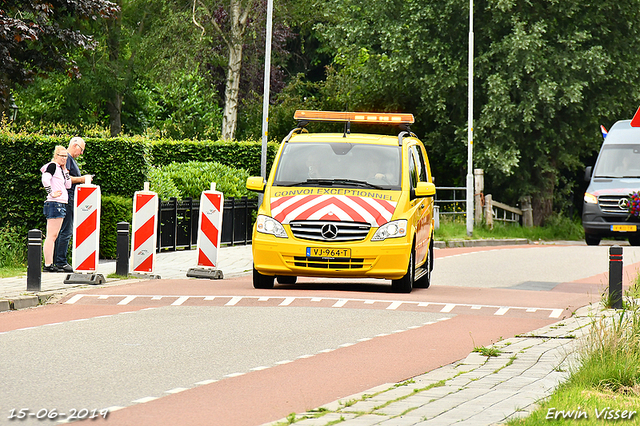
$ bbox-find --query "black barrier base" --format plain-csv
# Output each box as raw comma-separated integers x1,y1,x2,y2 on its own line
64,273,106,285
186,268,224,280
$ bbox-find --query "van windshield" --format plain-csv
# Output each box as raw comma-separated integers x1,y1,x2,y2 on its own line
274,142,401,189
594,144,640,178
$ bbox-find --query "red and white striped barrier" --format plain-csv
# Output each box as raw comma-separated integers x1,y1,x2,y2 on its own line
130,183,159,274
72,179,101,272
187,183,224,279
196,184,224,268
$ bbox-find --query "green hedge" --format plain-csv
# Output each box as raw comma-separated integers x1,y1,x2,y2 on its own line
0,130,279,258
0,130,278,231
100,195,133,259
150,139,278,176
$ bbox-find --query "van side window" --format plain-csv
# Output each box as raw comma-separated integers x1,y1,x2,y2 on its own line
409,149,418,189
413,146,428,182
409,145,427,187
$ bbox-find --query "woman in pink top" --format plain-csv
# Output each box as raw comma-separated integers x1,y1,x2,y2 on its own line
40,145,72,272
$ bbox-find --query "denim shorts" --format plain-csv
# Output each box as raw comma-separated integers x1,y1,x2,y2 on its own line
43,201,67,219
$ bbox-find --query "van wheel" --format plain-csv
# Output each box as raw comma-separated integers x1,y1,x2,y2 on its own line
629,236,640,246
392,250,414,293
414,242,432,289
585,235,601,246
277,276,297,284
253,267,275,289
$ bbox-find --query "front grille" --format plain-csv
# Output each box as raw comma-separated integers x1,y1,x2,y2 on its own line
293,256,365,269
289,221,371,242
598,196,629,214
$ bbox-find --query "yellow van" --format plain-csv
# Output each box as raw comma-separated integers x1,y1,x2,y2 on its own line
246,110,436,293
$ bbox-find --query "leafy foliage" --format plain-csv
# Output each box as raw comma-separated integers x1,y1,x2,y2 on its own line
475,0,640,223
148,161,254,200
0,0,119,112
0,226,27,268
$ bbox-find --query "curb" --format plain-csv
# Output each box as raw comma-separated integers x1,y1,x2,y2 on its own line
434,238,530,248
0,291,67,312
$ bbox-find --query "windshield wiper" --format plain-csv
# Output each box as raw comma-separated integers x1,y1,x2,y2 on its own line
313,178,385,189
278,179,384,189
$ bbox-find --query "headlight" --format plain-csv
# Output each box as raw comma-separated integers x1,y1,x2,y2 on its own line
256,215,288,238
584,193,598,204
371,219,408,241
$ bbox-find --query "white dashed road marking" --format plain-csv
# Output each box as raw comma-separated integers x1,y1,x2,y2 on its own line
62,294,566,318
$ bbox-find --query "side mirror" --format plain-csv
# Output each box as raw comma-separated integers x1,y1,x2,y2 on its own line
246,176,265,193
584,166,593,182
414,181,436,198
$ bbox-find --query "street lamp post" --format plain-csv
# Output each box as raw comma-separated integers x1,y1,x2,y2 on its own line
260,0,274,184
466,0,474,236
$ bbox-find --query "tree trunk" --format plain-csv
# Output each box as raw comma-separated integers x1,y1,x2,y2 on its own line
107,93,122,137
220,0,250,141
106,0,123,137
222,42,243,140
532,170,556,226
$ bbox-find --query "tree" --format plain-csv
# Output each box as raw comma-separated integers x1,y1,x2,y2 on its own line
297,0,640,224
0,0,119,119
192,0,263,140
475,0,640,224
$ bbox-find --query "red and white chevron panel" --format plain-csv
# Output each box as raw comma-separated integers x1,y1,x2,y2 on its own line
72,184,101,272
196,190,224,268
271,194,397,226
130,190,159,273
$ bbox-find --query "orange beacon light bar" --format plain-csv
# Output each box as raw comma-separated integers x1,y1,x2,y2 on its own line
294,110,415,125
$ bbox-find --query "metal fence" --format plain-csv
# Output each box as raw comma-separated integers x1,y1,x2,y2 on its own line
156,196,258,252
435,186,467,218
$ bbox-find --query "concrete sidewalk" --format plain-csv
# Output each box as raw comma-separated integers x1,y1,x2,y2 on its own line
261,304,600,426
0,245,254,311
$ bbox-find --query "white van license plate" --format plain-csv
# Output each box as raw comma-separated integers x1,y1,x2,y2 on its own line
611,225,637,232
306,247,351,258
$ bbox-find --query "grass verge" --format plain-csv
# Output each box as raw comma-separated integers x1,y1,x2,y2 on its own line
507,278,640,425
435,214,585,242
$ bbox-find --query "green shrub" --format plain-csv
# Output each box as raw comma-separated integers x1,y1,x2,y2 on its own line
100,195,133,259
148,161,255,200
0,226,27,268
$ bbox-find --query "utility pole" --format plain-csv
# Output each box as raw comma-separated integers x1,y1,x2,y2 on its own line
260,0,274,184
466,0,474,236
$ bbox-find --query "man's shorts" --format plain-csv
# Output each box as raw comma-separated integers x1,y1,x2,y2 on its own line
43,201,67,219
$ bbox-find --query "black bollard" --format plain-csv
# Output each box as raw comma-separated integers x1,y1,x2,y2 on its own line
27,229,42,292
116,222,130,276
609,245,623,309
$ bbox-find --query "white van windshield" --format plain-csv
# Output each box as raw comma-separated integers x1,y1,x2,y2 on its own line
274,142,401,189
594,144,640,178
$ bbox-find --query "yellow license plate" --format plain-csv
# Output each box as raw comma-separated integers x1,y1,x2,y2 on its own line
306,247,351,258
611,225,637,232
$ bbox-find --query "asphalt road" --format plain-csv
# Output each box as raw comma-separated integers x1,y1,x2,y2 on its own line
1,243,639,426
